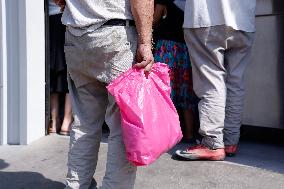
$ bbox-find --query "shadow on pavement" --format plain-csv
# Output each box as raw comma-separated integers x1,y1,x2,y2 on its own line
0,171,65,189
167,125,284,174
0,159,9,170
224,140,284,174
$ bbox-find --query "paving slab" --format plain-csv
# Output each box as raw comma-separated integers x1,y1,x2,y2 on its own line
0,134,284,189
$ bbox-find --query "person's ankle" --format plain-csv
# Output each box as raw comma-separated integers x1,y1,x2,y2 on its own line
50,118,60,128
61,117,73,131
63,116,73,123
183,134,194,140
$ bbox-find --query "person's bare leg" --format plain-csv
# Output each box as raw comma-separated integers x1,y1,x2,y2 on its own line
60,93,73,133
183,109,194,140
50,93,60,133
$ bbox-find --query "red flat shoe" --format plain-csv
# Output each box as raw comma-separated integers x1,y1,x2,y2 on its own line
225,144,238,157
175,144,225,161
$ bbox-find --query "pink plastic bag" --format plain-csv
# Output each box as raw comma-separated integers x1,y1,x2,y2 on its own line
107,63,182,166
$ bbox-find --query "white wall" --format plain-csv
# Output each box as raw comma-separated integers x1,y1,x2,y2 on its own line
0,0,46,145
24,0,46,144
0,0,8,145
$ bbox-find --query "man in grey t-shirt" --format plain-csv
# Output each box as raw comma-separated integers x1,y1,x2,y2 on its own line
176,0,256,160
55,0,154,188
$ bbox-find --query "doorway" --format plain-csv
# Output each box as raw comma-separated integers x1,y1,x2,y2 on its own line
44,0,50,135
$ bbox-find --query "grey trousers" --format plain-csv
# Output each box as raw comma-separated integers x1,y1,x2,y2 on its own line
184,25,254,149
64,26,138,189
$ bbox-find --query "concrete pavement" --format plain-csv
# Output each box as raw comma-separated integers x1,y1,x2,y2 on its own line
0,133,284,189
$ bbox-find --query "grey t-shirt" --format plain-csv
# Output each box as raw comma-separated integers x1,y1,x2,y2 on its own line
62,0,134,36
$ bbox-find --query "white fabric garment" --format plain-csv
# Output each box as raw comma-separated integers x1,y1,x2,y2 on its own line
183,0,256,32
62,0,134,36
174,0,186,11
49,0,61,15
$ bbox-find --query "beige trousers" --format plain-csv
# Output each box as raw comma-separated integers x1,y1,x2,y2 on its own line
184,25,255,149
64,25,138,189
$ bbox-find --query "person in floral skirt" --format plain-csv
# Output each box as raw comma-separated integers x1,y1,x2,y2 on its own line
153,0,198,142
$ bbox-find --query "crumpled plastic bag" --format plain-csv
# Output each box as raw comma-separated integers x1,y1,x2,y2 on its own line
107,63,182,166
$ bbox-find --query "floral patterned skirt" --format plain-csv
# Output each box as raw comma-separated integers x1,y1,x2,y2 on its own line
154,39,197,110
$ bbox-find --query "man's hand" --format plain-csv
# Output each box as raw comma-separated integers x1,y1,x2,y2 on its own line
134,43,154,72
131,0,154,72
53,0,66,11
